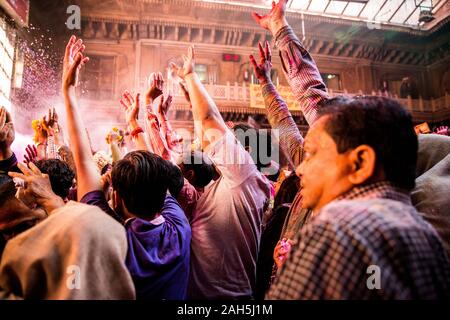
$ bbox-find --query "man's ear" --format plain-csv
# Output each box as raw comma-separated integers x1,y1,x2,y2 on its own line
347,145,377,185
113,190,121,208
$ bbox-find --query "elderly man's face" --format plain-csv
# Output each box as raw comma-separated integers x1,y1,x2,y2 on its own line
297,117,354,212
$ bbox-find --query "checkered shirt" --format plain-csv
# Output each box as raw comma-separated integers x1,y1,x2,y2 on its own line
266,182,450,299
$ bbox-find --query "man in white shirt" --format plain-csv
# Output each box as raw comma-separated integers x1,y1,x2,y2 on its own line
171,47,271,299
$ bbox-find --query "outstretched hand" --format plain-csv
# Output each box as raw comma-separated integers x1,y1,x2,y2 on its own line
435,126,449,136
252,0,288,36
158,95,173,117
0,107,14,144
24,144,39,164
249,41,273,85
169,46,195,80
42,107,58,131
62,35,89,91
146,72,164,105
8,162,65,213
120,91,140,126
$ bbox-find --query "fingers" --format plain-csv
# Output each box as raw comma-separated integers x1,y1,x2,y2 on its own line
249,54,258,71
80,56,89,67
133,93,140,120
123,91,133,105
72,52,84,71
258,42,265,64
17,162,33,176
64,35,76,62
119,99,128,110
25,144,33,157
134,93,140,108
32,144,38,156
188,46,194,60
28,162,42,175
70,38,84,58
265,40,271,62
0,107,5,128
251,12,262,24
8,171,26,180
169,62,179,73
156,72,164,90
166,95,172,105
53,107,58,122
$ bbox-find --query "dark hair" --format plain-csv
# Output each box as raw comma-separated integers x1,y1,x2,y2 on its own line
274,173,300,209
111,151,169,218
0,174,16,207
165,161,184,198
232,123,274,172
35,159,75,199
319,96,418,190
181,151,215,188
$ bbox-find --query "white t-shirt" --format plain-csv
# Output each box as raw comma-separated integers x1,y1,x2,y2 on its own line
188,131,271,299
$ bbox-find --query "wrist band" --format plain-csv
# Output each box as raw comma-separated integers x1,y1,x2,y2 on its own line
131,127,144,138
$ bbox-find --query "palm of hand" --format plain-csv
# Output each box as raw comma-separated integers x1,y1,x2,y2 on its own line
147,86,163,101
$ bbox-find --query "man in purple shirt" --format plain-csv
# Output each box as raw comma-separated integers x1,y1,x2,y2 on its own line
60,36,191,299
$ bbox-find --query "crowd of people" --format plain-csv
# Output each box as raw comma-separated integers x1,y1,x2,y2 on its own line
0,0,449,299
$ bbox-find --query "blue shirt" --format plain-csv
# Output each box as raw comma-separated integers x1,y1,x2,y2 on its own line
81,191,191,299
125,195,191,300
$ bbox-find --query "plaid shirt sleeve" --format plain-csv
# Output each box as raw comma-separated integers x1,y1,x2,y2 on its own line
261,82,304,167
260,26,329,167
266,215,371,300
274,25,329,126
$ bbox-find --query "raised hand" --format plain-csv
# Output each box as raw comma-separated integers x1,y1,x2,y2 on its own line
435,125,449,136
32,119,47,145
42,107,58,131
158,94,173,117
8,162,65,213
105,128,125,147
62,35,89,91
145,72,164,105
169,46,195,80
24,144,39,164
249,41,273,85
0,107,14,145
251,0,288,36
120,90,140,126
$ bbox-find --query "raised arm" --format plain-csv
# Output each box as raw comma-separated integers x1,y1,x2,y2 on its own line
170,47,228,148
61,35,101,200
105,129,125,162
252,0,328,126
119,91,151,152
250,41,304,167
158,94,183,155
145,110,172,161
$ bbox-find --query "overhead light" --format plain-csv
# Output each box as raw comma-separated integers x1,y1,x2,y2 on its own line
418,8,435,23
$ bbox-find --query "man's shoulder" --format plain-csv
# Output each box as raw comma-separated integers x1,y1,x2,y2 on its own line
49,201,124,235
313,197,420,233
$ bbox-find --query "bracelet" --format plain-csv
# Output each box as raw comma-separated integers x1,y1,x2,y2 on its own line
130,127,144,138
